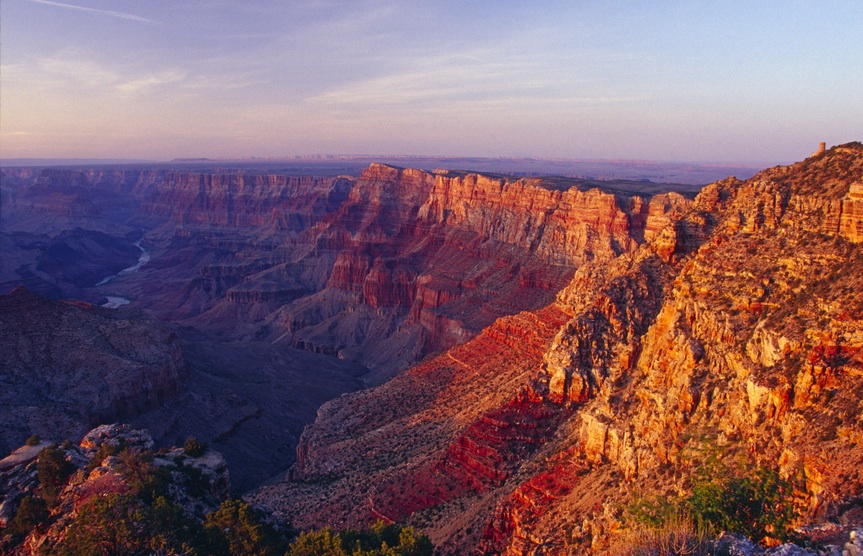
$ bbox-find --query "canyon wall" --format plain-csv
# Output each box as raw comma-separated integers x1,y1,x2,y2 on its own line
120,163,665,382
250,143,863,554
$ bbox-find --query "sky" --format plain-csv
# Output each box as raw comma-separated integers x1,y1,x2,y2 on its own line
1,1,861,164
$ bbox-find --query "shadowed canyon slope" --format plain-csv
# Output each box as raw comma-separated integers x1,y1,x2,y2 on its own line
0,160,690,492
0,287,185,457
97,164,675,383
250,143,863,554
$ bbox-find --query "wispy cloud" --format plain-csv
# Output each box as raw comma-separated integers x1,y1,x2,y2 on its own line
308,51,598,108
27,0,160,25
4,52,188,97
117,70,186,93
36,55,121,87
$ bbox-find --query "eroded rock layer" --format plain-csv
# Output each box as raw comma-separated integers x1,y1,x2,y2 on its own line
118,163,664,382
250,143,863,554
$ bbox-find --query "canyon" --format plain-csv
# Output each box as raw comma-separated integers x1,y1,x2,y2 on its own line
0,158,696,492
249,143,863,554
1,146,862,554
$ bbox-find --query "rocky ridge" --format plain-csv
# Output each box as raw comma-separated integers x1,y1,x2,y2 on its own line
124,163,680,383
0,424,230,554
250,143,863,554
0,287,186,457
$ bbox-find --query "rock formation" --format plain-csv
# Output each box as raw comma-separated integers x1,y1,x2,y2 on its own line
3,145,862,554
0,424,230,554
250,143,863,554
123,163,665,383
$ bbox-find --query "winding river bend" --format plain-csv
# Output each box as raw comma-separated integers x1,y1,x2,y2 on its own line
98,240,150,308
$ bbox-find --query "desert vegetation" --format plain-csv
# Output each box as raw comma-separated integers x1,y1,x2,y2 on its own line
0,429,432,556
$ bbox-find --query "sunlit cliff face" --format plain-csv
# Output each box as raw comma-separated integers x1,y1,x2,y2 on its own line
250,144,863,555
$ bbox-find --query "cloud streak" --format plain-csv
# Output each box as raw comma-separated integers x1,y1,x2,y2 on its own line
27,0,159,25
308,52,599,108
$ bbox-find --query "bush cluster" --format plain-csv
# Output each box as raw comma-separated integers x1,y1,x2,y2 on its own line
3,440,434,556
184,436,208,457
288,520,433,556
625,465,801,554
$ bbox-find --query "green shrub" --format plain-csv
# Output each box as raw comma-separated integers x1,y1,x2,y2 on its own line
5,496,49,541
53,492,207,556
688,467,798,543
289,528,344,556
25,434,41,446
184,436,208,457
54,493,153,556
37,444,74,505
286,520,433,556
115,448,171,503
203,498,290,556
172,459,212,497
625,466,800,546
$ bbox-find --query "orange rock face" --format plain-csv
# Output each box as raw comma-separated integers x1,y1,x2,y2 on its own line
250,143,863,555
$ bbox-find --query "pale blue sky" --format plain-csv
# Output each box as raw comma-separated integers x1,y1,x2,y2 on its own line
1,1,861,163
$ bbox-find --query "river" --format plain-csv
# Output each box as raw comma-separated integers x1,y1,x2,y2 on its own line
97,240,150,308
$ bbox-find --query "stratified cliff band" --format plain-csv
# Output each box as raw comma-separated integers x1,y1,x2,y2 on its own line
249,143,863,554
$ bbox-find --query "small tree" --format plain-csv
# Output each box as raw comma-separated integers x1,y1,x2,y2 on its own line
37,444,74,505
204,498,289,556
688,467,799,542
183,436,208,457
54,493,209,556
54,493,151,556
116,449,171,503
288,528,345,556
5,496,50,541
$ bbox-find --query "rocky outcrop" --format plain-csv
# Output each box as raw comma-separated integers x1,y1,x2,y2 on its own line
250,143,863,555
0,424,230,554
840,182,863,242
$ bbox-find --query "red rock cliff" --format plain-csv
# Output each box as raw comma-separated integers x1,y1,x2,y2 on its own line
130,163,659,382
249,144,863,555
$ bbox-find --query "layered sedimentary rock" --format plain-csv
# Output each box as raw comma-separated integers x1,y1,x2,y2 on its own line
841,182,863,242
251,143,863,554
250,305,569,545
117,163,662,382
2,162,683,383
142,172,353,230
0,167,165,235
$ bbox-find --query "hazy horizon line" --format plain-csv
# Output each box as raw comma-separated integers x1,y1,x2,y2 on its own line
0,153,774,168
